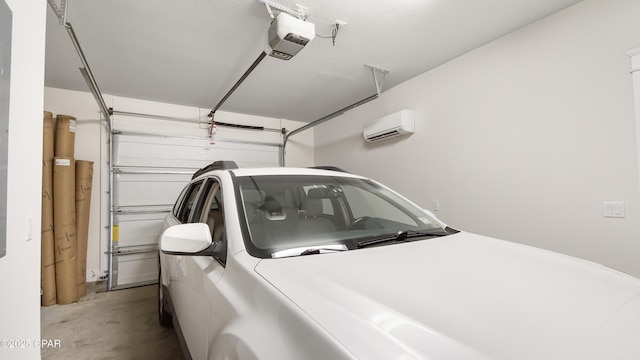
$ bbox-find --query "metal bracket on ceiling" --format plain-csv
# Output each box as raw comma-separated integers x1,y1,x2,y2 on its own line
47,0,68,25
365,64,389,97
257,0,307,20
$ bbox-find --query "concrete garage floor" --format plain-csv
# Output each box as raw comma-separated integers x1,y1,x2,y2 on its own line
41,284,183,360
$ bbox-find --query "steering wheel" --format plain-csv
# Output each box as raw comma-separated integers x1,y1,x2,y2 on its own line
348,216,372,230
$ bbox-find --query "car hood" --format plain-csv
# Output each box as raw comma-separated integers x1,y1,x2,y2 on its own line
254,232,640,360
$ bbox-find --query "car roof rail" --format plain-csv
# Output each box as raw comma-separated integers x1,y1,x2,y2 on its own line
309,166,349,173
192,160,239,179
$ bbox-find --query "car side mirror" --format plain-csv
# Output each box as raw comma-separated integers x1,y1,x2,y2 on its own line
160,223,215,256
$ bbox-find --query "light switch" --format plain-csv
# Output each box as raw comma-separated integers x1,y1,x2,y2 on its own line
433,200,440,211
604,202,625,218
614,202,625,217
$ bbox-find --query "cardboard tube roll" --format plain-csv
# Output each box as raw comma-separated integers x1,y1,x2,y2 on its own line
42,112,56,306
41,158,56,306
55,114,76,158
43,111,54,161
53,157,78,304
75,160,94,298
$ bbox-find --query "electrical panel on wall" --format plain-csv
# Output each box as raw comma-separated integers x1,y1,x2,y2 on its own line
0,0,12,258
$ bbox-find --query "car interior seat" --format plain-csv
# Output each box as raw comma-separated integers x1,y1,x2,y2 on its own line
299,197,337,233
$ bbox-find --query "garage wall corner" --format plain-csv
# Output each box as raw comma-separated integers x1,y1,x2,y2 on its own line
0,0,47,359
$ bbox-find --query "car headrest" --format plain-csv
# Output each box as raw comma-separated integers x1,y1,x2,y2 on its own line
301,197,323,217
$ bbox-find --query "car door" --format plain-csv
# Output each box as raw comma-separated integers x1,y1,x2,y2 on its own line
163,179,204,291
171,177,228,359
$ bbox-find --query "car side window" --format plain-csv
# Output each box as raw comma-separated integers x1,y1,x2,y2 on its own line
196,178,227,265
172,185,190,218
177,180,204,223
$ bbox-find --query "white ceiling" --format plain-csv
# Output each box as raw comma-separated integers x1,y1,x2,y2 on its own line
45,0,582,122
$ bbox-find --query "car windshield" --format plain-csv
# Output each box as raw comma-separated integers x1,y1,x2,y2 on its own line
235,174,448,258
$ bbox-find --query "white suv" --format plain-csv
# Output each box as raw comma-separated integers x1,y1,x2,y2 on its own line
158,161,640,360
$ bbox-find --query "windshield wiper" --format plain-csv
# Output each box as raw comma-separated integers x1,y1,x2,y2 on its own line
356,229,447,249
271,244,348,258
299,248,346,256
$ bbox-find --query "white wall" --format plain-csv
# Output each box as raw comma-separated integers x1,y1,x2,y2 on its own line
43,87,314,281
315,0,640,277
283,119,314,167
0,0,46,359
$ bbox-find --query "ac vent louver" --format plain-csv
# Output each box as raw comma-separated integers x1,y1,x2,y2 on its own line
367,129,403,142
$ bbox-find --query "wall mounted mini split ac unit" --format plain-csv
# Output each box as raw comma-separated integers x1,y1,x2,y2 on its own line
363,110,415,142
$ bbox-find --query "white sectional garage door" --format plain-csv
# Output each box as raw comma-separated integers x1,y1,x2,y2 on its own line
110,132,280,289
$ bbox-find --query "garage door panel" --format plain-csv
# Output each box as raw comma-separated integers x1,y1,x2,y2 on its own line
115,135,216,168
114,173,190,207
115,213,166,247
232,147,280,167
114,134,280,169
113,254,157,289
116,143,216,168
110,131,280,289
